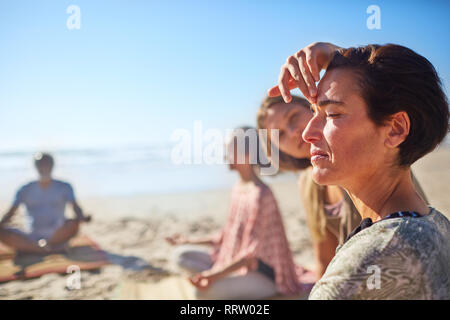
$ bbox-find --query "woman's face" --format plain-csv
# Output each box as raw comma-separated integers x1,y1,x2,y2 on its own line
264,102,313,159
302,68,390,189
225,138,251,172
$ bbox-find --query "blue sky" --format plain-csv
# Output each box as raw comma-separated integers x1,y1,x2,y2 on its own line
1,0,449,151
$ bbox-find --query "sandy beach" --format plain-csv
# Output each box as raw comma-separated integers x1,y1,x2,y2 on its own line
0,147,449,300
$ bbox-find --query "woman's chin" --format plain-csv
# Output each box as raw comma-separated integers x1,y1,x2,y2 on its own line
311,167,335,186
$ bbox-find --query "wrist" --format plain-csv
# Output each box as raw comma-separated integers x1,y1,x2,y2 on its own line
203,269,222,280
206,272,222,283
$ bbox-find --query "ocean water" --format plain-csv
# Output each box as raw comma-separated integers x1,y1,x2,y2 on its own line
2,137,448,203
0,144,240,202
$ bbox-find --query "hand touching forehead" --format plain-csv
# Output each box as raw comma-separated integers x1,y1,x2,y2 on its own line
316,68,361,108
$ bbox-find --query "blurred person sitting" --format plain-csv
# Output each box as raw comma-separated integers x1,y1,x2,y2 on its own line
166,127,315,299
0,152,91,254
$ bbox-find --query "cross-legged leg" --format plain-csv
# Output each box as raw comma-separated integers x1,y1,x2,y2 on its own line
173,244,214,274
0,228,46,254
195,271,278,300
47,219,80,246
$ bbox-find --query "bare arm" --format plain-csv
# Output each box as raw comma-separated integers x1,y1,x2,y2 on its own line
207,256,255,279
71,201,91,222
185,236,218,245
0,205,19,228
165,233,220,246
313,228,339,279
298,171,340,279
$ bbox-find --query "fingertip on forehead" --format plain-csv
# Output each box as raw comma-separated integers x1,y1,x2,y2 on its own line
316,69,351,100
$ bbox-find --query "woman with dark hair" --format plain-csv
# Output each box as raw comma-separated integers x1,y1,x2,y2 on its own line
257,96,362,278
257,95,427,279
268,42,450,299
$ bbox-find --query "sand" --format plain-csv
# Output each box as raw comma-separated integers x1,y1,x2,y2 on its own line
0,147,448,300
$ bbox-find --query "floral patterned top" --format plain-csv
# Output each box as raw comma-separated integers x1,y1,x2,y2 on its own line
309,208,450,300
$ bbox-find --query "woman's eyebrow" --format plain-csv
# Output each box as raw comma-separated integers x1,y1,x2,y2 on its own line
318,99,345,107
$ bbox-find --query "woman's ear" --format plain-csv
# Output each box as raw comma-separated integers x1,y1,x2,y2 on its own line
384,111,410,149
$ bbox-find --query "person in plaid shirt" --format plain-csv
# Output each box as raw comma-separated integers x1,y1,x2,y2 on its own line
166,127,315,299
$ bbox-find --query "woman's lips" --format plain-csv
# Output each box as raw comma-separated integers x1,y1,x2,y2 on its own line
310,149,329,163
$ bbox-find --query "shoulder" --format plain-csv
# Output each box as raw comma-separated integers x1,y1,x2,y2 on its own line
375,209,450,259
309,220,405,299
335,214,441,269
18,181,37,193
52,180,74,192
393,209,450,275
310,210,450,299
424,208,450,235
53,179,72,187
323,218,406,277
253,183,275,203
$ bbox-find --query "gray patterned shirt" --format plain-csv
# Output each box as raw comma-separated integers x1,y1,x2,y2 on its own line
309,208,450,300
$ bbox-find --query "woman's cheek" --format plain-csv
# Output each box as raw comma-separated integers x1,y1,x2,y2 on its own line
323,122,341,151
324,120,358,165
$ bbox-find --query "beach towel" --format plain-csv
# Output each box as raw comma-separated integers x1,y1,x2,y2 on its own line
0,235,109,283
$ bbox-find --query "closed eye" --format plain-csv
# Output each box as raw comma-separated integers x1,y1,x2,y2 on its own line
326,113,341,118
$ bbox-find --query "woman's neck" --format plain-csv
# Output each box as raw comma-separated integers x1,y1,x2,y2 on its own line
346,168,429,222
239,167,263,185
323,185,344,205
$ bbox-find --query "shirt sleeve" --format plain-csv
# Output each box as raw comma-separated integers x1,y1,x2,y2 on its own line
12,186,25,207
65,183,76,203
309,225,429,300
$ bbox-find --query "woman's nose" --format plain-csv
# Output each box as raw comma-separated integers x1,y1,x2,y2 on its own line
302,116,323,144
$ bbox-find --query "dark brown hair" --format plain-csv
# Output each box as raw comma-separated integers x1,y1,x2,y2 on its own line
257,95,311,172
327,44,449,166
34,152,54,168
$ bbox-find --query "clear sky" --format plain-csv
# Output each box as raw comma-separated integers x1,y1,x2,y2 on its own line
1,0,449,152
